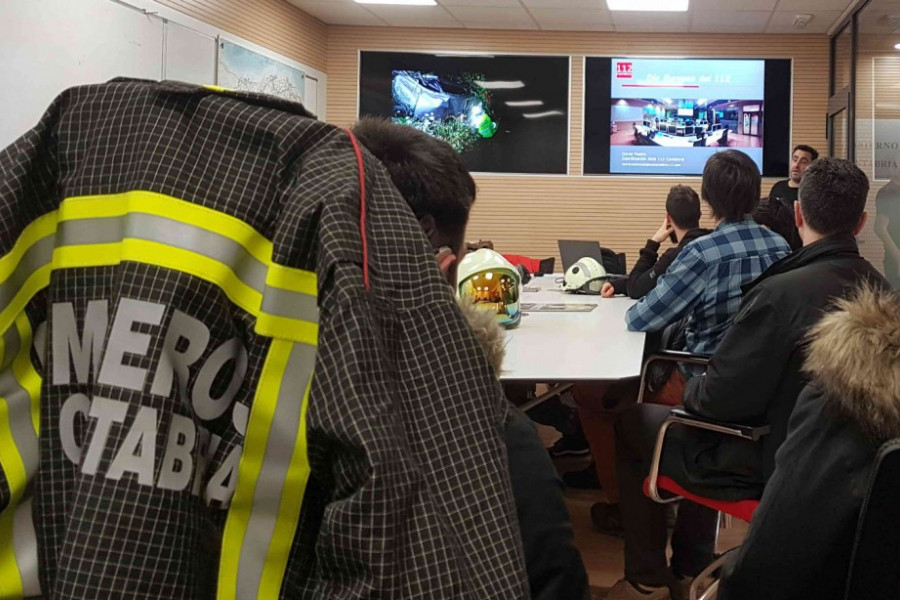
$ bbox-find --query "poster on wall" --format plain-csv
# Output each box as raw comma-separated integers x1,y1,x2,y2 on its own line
217,40,305,103
359,51,570,174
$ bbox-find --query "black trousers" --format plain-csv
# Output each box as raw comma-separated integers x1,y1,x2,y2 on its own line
614,403,719,586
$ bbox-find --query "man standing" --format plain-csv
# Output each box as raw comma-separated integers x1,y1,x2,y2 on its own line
767,144,819,210
610,158,888,600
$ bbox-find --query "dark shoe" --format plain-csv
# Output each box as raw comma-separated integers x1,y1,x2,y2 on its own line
590,501,624,537
562,464,602,489
548,433,590,457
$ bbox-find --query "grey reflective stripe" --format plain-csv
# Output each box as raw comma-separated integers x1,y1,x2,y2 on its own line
236,342,316,600
0,234,56,311
261,285,318,324
55,213,318,324
0,326,39,480
12,497,41,598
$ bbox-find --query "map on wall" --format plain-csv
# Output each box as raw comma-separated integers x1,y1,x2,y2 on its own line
217,40,305,103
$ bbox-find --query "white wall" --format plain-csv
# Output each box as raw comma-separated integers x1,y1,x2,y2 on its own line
612,105,644,122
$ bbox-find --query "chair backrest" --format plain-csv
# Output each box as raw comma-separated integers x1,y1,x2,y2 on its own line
721,128,729,145
844,438,900,600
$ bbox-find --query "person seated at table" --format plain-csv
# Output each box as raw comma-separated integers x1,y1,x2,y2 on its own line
601,185,711,300
718,285,900,600
352,116,590,600
752,195,801,250
574,151,790,547
610,158,888,600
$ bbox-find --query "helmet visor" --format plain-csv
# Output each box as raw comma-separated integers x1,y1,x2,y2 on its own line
459,269,521,326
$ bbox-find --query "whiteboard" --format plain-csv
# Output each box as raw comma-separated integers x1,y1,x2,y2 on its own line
304,77,319,118
0,0,165,148
165,21,216,86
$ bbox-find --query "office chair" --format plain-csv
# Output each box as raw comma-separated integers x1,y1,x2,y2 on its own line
719,128,730,147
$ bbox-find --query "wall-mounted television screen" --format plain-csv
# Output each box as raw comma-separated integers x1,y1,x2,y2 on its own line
359,51,570,174
584,57,792,176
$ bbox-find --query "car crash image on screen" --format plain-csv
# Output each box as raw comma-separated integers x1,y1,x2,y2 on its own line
392,70,498,153
359,51,570,174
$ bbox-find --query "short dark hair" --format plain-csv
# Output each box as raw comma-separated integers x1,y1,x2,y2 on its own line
665,185,701,230
752,196,796,245
798,158,868,236
701,150,761,222
793,144,819,161
351,117,476,240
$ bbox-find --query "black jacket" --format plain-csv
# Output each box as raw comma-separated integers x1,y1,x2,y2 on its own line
719,286,900,600
664,234,889,501
612,228,711,299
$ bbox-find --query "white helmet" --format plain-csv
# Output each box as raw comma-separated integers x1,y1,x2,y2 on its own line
457,249,522,328
562,257,608,294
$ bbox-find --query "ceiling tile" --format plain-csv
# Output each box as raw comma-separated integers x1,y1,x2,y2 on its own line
529,8,613,30
774,0,854,11
858,9,900,34
766,10,844,33
690,0,778,9
611,11,690,33
444,5,539,29
362,4,465,27
437,0,522,6
691,10,771,33
286,0,386,26
521,0,605,7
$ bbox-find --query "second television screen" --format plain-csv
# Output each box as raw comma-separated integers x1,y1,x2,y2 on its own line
584,57,790,176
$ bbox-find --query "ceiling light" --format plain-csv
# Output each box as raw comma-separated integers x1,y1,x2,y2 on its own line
894,43,900,50
522,110,565,119
474,80,525,90
354,0,437,5
505,100,543,107
606,0,688,11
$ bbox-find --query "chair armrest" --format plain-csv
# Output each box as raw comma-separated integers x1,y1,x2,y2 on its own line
668,407,771,442
646,408,770,504
637,351,710,403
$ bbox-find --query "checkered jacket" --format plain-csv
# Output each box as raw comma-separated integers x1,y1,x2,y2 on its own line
625,218,791,358
0,80,528,599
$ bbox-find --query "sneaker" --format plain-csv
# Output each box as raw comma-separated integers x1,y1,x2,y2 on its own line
590,501,624,537
607,579,670,600
548,433,590,457
562,464,602,489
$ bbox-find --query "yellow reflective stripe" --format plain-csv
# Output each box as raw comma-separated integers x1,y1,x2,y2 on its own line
61,192,274,268
0,212,57,283
218,339,293,600
265,267,317,297
255,315,318,347
12,316,40,436
0,266,51,347
257,378,313,598
0,508,23,599
53,241,262,319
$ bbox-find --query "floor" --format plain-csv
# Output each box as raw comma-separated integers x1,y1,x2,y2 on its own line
553,450,749,598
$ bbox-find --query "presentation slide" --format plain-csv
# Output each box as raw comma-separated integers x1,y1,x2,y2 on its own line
609,58,765,175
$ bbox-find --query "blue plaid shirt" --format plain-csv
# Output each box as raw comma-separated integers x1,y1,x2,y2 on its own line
626,217,791,358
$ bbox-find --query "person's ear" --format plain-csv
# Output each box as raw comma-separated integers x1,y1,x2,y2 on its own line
794,200,804,230
419,215,437,243
854,211,868,236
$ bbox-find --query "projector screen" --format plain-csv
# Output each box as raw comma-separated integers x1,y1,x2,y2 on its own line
583,57,792,177
359,51,570,174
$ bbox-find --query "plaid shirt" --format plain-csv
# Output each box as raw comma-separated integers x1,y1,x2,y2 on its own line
0,80,528,599
626,217,791,358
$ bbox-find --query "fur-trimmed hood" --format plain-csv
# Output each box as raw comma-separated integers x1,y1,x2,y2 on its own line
457,298,506,375
803,285,900,439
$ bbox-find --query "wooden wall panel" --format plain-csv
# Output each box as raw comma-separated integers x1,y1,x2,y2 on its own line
154,0,328,72
327,27,830,268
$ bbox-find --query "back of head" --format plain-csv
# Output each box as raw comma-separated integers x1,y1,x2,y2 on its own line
665,185,701,230
351,117,476,242
701,150,761,222
798,158,869,236
752,196,796,244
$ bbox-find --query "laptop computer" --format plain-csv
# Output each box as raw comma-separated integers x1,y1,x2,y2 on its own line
558,240,606,273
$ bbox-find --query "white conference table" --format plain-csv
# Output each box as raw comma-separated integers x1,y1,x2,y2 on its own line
500,276,647,383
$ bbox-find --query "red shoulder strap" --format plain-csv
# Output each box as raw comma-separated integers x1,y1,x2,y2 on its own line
345,129,370,291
